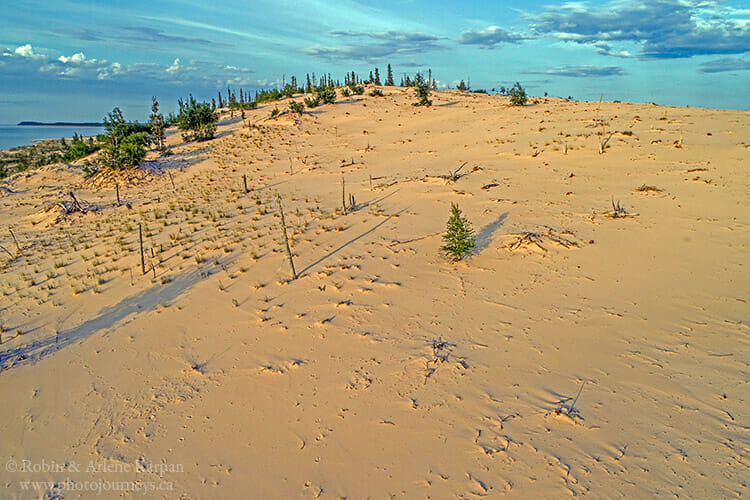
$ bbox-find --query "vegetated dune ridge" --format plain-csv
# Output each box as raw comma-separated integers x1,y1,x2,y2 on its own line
0,86,747,499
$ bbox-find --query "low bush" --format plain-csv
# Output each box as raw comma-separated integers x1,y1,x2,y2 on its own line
176,95,218,141
509,82,527,106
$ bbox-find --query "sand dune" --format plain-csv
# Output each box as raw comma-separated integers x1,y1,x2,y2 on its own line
0,87,747,499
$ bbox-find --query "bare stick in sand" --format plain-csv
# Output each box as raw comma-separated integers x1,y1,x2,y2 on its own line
168,171,175,190
9,229,21,254
447,162,468,182
599,132,614,154
276,193,296,280
116,183,121,206
243,174,249,194
341,175,347,215
139,223,146,275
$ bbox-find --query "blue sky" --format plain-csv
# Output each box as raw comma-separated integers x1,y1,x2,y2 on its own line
1,0,749,122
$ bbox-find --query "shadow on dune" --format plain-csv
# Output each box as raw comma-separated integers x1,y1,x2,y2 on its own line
218,115,245,127
359,188,400,209
299,210,403,277
475,212,508,252
143,146,210,172
0,260,228,373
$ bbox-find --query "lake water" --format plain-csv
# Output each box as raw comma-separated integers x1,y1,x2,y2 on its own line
0,125,106,151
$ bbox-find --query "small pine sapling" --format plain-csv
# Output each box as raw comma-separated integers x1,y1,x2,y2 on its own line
441,203,475,261
413,73,432,106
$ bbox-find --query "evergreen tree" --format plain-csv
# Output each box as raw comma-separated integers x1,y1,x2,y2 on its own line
412,73,431,106
369,71,374,83
374,68,381,85
306,74,312,93
218,91,223,108
386,64,394,86
149,96,166,153
441,203,475,261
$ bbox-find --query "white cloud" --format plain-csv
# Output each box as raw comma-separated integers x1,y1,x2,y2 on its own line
2,42,260,90
166,58,180,73
14,44,43,58
58,52,87,64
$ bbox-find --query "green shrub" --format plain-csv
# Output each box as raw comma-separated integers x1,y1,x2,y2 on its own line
176,95,218,141
289,100,305,113
119,133,148,167
62,133,100,162
100,107,148,169
370,88,384,97
341,87,351,97
348,84,365,95
441,203,475,261
270,107,280,118
413,73,432,106
509,82,527,106
304,96,320,108
317,87,336,104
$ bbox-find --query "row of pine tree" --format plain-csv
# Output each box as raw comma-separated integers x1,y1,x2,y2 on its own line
212,64,441,111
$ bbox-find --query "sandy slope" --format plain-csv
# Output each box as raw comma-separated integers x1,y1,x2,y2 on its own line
0,87,747,499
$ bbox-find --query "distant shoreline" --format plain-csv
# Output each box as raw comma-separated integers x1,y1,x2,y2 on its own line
17,121,104,127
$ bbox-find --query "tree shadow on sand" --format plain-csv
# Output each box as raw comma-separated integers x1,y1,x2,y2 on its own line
474,212,508,252
298,210,403,277
0,259,231,372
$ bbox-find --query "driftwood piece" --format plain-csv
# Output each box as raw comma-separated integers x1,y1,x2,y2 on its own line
57,191,95,215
